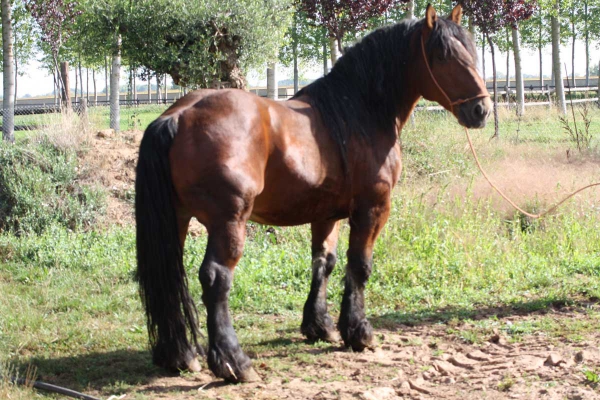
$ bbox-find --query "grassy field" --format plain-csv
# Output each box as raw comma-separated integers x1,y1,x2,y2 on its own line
1,103,600,398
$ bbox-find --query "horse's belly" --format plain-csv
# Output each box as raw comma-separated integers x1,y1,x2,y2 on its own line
250,180,348,226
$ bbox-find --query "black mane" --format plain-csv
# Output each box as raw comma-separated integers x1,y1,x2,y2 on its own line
293,17,477,167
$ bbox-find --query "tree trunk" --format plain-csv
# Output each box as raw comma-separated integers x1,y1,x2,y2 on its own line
79,57,83,99
164,74,168,102
105,56,109,104
86,67,89,101
93,69,97,105
481,33,485,82
2,0,14,142
505,28,510,93
267,62,278,100
110,33,121,131
487,34,499,139
14,56,17,106
322,30,328,75
538,19,543,88
585,1,589,86
156,75,160,104
74,66,78,104
53,72,58,105
512,26,524,116
407,0,415,19
551,11,566,114
571,11,576,87
147,72,152,103
133,68,137,101
329,37,339,66
292,23,299,94
128,67,133,103
60,61,70,106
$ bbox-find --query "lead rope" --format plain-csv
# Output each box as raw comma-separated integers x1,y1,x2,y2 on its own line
420,33,600,219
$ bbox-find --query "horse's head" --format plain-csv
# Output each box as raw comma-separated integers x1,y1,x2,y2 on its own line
416,4,491,128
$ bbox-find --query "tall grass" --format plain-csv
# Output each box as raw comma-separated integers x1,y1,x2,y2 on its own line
0,112,105,234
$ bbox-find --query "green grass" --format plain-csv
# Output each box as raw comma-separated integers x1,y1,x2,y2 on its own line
1,105,600,398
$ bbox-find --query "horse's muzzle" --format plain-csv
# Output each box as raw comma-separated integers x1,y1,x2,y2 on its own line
457,97,492,129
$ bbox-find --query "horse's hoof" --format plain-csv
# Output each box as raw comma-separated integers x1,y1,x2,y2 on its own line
224,366,262,383
238,367,262,383
344,320,374,351
322,329,342,343
186,356,202,373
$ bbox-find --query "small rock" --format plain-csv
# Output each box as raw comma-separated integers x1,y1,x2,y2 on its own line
360,387,396,400
545,353,564,366
422,371,433,380
351,369,361,377
574,350,587,363
443,377,456,384
434,360,460,375
397,381,411,395
449,354,478,369
97,129,115,138
467,350,491,362
409,378,434,395
490,333,508,345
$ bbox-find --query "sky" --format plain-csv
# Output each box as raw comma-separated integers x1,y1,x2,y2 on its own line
6,41,600,98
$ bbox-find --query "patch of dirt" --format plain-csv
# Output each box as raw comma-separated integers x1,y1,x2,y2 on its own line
80,130,205,235
78,130,142,226
125,306,600,400
422,147,600,217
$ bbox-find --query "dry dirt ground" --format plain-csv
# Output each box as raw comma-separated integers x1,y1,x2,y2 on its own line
127,304,600,400
85,132,600,400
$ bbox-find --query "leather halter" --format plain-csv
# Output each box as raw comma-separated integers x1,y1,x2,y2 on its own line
420,32,489,114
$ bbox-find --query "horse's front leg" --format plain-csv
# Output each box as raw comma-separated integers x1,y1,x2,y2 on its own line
301,220,341,343
338,195,391,351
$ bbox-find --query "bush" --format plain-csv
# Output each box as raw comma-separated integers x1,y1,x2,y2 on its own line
0,137,106,235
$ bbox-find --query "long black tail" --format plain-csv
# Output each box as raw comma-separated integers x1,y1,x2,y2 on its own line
135,117,202,369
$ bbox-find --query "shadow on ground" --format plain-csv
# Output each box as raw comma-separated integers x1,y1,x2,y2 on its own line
14,349,163,394
372,295,599,330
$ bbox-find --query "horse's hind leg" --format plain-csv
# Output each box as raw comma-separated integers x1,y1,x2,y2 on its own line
301,220,341,343
199,219,259,383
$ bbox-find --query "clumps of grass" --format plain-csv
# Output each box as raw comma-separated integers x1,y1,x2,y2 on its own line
0,363,37,400
0,113,105,235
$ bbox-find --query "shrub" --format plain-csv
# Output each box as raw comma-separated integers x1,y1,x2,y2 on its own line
0,137,105,235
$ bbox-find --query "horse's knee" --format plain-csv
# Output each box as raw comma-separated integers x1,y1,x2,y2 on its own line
199,261,232,303
346,252,372,284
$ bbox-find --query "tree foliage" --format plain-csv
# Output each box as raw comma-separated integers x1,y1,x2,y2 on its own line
298,0,408,52
460,0,536,35
74,0,292,89
24,0,81,56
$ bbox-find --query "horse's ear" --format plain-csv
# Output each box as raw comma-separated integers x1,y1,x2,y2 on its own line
450,4,463,25
425,4,438,31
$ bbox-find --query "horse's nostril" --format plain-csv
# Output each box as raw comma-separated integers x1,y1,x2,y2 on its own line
473,104,484,118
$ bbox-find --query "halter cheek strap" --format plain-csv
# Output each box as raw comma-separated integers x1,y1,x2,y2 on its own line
420,33,489,114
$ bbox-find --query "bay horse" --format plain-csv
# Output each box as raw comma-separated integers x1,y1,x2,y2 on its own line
135,4,491,383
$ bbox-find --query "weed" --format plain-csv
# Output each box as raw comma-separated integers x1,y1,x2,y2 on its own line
497,375,515,392
583,369,600,385
559,103,594,153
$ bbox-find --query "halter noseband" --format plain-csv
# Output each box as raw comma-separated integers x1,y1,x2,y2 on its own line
420,31,489,114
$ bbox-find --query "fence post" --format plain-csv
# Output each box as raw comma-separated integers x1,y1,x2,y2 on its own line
546,84,551,108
